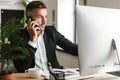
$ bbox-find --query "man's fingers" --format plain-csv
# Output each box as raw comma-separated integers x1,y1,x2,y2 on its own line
35,27,41,31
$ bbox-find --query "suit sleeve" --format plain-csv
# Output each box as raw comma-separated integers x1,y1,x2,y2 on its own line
55,28,78,56
9,30,37,72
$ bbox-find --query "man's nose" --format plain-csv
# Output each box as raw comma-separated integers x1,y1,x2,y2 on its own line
41,17,45,24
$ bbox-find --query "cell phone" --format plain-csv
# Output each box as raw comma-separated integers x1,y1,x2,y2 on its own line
26,16,38,28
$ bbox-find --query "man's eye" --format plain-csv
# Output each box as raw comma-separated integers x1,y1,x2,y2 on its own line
38,16,42,19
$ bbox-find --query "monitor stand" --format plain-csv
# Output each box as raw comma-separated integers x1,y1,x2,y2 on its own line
112,38,120,66
107,39,120,76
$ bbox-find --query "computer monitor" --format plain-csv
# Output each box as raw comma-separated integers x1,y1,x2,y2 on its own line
1,9,24,24
76,5,120,77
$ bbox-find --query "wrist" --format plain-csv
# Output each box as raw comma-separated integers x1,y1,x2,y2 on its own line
30,37,37,43
28,40,37,48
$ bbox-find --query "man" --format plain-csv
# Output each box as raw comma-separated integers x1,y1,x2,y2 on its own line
10,1,77,72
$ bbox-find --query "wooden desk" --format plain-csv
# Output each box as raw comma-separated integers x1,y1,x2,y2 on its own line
13,72,120,80
13,73,45,80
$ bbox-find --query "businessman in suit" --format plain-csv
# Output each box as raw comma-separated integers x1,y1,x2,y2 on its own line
10,1,78,72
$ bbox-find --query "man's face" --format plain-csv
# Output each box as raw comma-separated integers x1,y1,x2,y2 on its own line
30,8,47,31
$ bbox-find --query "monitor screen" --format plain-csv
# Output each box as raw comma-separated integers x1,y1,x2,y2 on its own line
1,9,24,24
76,5,120,77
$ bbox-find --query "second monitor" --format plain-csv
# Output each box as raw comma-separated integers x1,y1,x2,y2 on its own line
76,5,120,77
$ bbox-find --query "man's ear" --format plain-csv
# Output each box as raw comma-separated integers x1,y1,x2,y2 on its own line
25,12,32,23
26,16,32,24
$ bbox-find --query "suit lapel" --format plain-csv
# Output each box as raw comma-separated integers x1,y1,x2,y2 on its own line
43,31,50,62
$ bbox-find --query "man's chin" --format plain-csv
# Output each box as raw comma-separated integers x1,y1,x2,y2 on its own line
41,27,45,31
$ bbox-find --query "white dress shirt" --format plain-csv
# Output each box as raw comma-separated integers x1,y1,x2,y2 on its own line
28,32,49,72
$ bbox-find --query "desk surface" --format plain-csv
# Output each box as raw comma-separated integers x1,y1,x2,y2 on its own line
13,68,120,80
84,73,120,80
13,73,45,80
13,72,120,80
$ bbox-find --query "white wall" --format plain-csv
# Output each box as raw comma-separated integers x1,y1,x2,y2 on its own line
40,0,57,26
57,0,75,43
79,0,120,9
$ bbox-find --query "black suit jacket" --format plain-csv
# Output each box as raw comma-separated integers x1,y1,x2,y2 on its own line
10,26,78,72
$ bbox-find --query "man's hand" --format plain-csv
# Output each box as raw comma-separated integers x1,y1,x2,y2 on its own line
27,19,42,42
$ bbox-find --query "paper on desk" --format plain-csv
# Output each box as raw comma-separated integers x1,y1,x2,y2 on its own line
53,68,82,79
53,68,79,75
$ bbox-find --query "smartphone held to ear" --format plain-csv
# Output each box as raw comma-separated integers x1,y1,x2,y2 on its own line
26,16,39,28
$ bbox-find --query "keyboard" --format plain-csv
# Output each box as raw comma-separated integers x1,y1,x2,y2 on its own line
107,71,120,77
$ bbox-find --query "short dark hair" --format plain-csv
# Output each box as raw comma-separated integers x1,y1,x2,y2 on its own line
26,1,47,12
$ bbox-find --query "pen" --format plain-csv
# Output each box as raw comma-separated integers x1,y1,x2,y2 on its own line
48,62,57,80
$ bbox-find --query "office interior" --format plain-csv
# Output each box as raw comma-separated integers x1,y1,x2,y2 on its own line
1,0,120,74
